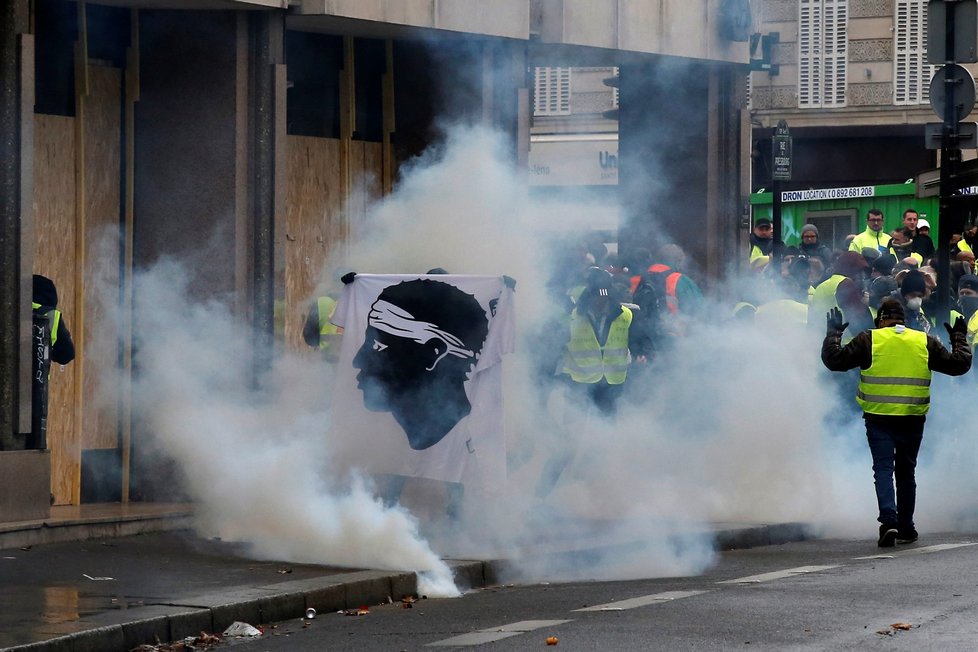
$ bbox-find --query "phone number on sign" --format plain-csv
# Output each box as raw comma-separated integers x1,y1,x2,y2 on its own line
781,186,874,202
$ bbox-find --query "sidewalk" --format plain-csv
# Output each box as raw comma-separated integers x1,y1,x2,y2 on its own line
0,504,814,652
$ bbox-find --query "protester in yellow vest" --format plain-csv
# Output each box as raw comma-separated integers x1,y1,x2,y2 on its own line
302,295,343,362
849,209,891,254
748,216,775,270
821,298,971,548
559,267,649,417
808,251,873,341
536,268,650,501
32,274,75,366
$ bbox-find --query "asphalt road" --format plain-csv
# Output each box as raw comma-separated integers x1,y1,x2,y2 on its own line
222,533,978,651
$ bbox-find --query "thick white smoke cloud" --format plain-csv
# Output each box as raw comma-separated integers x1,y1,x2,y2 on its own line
129,260,458,597
319,123,876,581
119,119,978,597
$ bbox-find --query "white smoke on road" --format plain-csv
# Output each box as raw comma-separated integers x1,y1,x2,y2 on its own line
129,260,458,597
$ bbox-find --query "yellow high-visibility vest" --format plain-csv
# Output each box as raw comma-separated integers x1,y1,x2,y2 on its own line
316,296,342,351
856,326,931,416
808,275,849,340
31,302,61,346
562,306,632,385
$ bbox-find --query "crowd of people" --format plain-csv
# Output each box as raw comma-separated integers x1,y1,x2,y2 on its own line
742,207,978,344
539,211,977,546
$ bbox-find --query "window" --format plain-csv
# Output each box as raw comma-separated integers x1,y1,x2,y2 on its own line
533,67,571,116
894,0,936,105
799,0,848,108
806,209,858,251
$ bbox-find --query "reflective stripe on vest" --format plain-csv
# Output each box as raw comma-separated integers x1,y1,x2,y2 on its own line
31,302,60,347
562,306,632,385
856,326,931,416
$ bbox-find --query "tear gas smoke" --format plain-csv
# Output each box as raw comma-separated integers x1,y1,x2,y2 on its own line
320,123,873,582
128,260,458,597
113,122,976,595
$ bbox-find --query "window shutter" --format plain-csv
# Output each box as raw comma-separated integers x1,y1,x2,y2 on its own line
799,0,848,108
828,0,848,106
533,67,571,116
895,0,935,105
799,0,820,107
895,0,911,103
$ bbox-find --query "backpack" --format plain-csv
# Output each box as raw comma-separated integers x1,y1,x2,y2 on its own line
631,272,665,326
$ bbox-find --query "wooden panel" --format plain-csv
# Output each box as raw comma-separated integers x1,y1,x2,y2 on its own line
284,136,384,353
361,141,383,216
284,136,341,353
81,65,122,451
33,114,78,506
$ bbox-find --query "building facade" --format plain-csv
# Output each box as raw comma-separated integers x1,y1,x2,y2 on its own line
1,0,748,522
748,0,945,190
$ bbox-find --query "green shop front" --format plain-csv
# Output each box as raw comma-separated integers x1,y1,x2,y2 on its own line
750,183,940,252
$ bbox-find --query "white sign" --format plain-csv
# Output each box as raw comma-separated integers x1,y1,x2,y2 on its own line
528,138,619,186
780,185,875,202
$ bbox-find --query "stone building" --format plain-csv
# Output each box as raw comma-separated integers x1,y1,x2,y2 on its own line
748,0,943,189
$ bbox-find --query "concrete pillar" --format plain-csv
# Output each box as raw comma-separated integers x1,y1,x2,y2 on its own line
248,11,285,386
705,64,746,287
0,0,32,450
618,55,711,266
618,56,743,287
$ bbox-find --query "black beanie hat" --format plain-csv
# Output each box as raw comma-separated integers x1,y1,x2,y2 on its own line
959,274,978,293
32,274,58,308
901,270,927,297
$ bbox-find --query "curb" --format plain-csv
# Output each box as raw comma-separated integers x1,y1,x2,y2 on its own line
4,563,487,652
0,512,195,551
3,523,814,652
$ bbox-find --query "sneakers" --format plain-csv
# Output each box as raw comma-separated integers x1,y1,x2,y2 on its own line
878,524,898,548
897,527,919,545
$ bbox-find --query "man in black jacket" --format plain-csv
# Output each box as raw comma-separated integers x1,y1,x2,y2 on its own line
32,274,74,365
821,298,971,547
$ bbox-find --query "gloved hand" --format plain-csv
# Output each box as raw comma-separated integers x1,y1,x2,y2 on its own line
826,307,848,335
944,316,967,339
340,272,356,285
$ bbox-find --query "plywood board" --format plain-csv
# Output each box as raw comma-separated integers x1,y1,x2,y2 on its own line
33,114,79,506
283,137,385,354
285,136,340,353
81,65,122,451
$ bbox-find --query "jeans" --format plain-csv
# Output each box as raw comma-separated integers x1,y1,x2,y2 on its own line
865,416,925,528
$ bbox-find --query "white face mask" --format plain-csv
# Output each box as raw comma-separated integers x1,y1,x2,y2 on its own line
906,297,923,311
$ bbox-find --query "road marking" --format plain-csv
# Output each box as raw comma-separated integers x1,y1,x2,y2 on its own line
718,565,840,584
900,542,976,555
427,620,572,646
854,542,977,560
574,590,708,612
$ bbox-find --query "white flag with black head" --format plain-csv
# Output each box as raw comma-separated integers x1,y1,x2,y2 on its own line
330,274,515,488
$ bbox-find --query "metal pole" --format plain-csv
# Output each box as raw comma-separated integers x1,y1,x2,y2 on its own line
937,4,961,332
772,179,783,267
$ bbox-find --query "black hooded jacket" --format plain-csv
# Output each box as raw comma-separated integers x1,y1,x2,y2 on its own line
32,275,75,365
